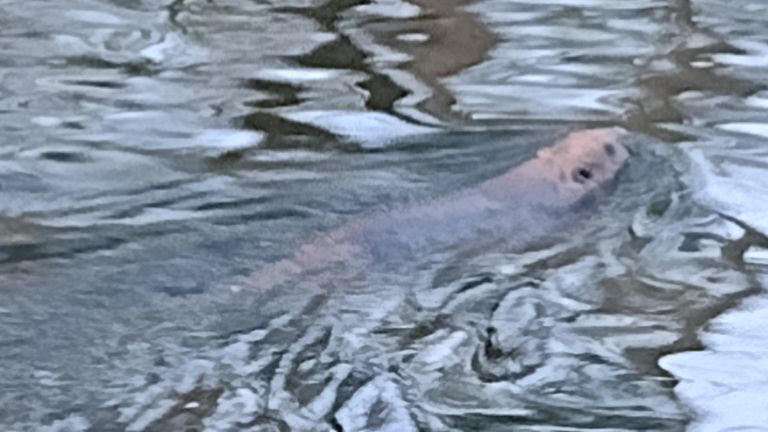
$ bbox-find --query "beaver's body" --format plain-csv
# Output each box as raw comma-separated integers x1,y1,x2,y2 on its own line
254,128,629,286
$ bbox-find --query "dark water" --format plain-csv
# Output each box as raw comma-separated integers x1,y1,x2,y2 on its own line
1,0,767,431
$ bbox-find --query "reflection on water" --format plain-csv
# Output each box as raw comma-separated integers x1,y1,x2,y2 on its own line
1,0,768,431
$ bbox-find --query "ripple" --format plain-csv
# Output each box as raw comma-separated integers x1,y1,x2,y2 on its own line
1,0,767,430
282,110,440,147
717,122,768,138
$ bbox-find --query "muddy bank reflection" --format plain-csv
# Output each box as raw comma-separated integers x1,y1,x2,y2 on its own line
364,0,497,120
625,0,764,140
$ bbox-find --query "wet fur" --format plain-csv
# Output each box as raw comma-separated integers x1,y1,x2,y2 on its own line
254,128,629,286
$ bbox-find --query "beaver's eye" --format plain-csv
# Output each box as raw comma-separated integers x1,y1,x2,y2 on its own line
572,167,593,183
604,143,616,157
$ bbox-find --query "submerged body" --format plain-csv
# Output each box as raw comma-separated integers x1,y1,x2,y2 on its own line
256,128,629,285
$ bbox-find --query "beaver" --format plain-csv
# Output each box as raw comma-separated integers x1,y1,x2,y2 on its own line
253,127,629,286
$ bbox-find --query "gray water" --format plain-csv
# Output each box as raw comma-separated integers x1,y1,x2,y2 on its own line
1,0,767,431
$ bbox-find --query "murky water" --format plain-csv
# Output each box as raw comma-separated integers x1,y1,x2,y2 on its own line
1,0,767,431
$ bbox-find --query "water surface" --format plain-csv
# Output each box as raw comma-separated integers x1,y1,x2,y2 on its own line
1,0,767,431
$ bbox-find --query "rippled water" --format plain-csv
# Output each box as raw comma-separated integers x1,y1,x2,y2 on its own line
1,0,767,431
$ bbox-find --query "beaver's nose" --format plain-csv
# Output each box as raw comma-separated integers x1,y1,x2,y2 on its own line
572,167,593,184
604,143,616,157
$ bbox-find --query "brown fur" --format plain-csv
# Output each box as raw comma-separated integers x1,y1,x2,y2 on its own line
253,128,629,287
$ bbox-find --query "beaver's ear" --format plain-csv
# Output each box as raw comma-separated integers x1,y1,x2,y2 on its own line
611,126,628,136
537,147,554,160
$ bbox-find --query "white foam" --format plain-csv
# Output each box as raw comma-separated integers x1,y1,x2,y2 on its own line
746,92,768,109
254,68,340,83
126,399,177,432
38,415,91,432
660,290,768,432
194,129,265,151
31,116,64,127
712,39,768,68
335,374,418,432
717,122,768,139
104,109,266,151
414,330,468,367
683,142,768,234
480,0,663,7
662,139,768,431
282,110,439,147
304,364,354,419
139,32,207,67
745,247,768,265
396,33,430,43
355,0,421,18
65,9,125,25
175,359,216,394
452,84,622,113
203,388,263,431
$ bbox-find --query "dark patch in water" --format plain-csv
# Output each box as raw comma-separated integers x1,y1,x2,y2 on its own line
275,0,368,31
143,387,224,432
280,0,411,116
297,34,366,71
64,80,126,89
238,111,335,142
360,74,410,113
235,415,291,432
241,78,303,109
39,151,90,163
194,196,275,212
63,55,155,76
0,235,128,265
159,283,205,297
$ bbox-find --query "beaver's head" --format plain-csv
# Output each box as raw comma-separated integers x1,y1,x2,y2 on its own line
536,127,629,200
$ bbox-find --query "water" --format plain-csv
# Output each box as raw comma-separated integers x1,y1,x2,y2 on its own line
1,0,767,430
